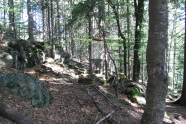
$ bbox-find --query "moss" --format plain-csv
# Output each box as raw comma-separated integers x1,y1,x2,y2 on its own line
78,77,93,84
34,96,39,100
106,76,115,84
119,99,131,105
55,44,63,48
124,87,140,98
122,114,131,117
6,81,16,89
78,68,86,71
106,93,117,99
91,83,99,89
118,73,129,84
34,96,48,108
58,63,66,67
42,96,47,105
102,80,107,86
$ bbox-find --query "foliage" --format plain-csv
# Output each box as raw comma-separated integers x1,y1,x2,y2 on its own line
67,0,99,27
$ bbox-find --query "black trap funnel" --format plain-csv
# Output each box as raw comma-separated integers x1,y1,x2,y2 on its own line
91,59,103,69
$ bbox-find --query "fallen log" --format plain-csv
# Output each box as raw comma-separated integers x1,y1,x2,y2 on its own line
0,100,36,124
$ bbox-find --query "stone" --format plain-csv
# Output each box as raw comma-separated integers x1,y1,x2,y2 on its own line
0,73,51,108
0,52,13,61
135,96,146,105
45,57,55,63
0,58,5,68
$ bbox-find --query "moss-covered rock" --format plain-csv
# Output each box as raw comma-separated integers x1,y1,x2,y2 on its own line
124,87,140,98
123,82,146,105
118,73,129,83
107,73,129,85
0,73,51,108
78,76,93,85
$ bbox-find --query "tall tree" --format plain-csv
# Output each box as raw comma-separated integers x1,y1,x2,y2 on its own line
8,0,16,38
27,0,35,41
88,8,93,74
99,0,108,79
51,0,55,59
70,0,75,56
42,0,48,42
106,0,127,76
3,0,6,27
127,0,131,79
173,0,186,105
133,0,144,82
56,0,61,42
141,0,168,123
47,0,51,42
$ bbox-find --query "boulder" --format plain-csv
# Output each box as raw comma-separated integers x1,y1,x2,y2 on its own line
0,58,5,68
123,82,146,105
0,73,51,108
8,39,46,69
0,52,13,61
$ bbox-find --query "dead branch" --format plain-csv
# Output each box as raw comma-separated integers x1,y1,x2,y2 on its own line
96,110,115,124
96,88,123,111
86,89,106,115
96,88,115,106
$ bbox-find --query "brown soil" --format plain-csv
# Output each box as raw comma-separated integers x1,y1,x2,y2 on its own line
0,45,186,124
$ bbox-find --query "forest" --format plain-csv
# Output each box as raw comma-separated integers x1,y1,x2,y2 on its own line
0,0,186,123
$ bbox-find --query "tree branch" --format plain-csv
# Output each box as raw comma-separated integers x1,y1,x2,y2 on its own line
96,110,115,124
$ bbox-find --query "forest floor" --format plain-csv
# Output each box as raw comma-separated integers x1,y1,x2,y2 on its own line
0,45,186,124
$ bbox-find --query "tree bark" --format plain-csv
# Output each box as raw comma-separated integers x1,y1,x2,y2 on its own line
0,100,36,124
141,0,168,123
50,0,55,59
56,0,61,42
88,13,93,74
47,0,51,42
70,0,75,56
8,0,16,38
27,0,35,41
42,0,48,42
127,0,130,79
132,0,144,82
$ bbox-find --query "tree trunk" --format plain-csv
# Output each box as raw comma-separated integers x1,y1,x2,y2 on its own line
47,0,51,42
88,14,93,74
3,0,6,27
103,3,108,79
141,0,168,123
42,0,48,42
56,0,61,43
119,44,122,72
50,0,55,59
132,0,144,82
173,0,186,105
70,0,75,56
27,0,35,41
107,0,127,76
8,0,16,38
127,0,130,79
0,100,36,124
